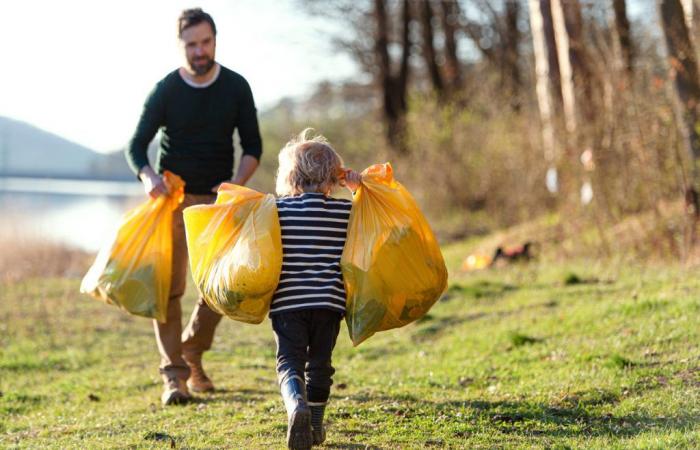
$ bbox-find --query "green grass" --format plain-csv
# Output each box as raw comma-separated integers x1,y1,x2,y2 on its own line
1,250,700,448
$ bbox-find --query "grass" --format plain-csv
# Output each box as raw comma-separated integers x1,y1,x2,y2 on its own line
0,237,92,284
1,241,700,448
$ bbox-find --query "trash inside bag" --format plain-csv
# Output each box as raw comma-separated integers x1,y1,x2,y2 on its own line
80,171,185,323
183,183,282,324
341,163,448,346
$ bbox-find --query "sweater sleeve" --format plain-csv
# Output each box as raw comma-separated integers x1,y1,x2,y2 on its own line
236,78,263,161
125,82,166,176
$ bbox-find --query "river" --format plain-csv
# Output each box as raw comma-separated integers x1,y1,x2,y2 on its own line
0,177,145,252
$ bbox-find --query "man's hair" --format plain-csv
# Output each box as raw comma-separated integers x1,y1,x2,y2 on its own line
276,129,344,196
177,8,217,37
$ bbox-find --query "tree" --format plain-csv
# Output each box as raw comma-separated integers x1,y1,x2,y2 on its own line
301,0,413,153
561,0,599,123
551,0,578,135
439,0,463,93
681,0,698,39
613,0,634,76
420,0,445,97
503,0,522,108
529,0,558,192
375,0,412,153
541,0,563,107
659,0,700,216
459,1,523,109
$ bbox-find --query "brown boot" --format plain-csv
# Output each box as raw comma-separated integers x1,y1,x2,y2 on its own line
182,349,215,393
161,376,191,406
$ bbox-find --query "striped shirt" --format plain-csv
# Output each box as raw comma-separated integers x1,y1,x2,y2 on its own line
270,192,352,316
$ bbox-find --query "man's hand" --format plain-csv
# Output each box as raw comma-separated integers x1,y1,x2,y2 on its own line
341,169,362,192
139,165,168,199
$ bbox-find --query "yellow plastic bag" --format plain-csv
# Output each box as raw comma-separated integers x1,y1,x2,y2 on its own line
341,163,448,345
183,183,282,324
80,171,185,323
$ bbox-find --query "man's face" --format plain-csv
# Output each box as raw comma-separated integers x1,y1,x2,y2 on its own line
180,22,216,76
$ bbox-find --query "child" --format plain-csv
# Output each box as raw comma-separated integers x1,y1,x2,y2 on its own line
271,129,361,449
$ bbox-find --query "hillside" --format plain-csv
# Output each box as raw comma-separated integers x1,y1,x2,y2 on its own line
0,116,152,180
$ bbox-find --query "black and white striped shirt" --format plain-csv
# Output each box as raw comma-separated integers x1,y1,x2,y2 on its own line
270,192,352,316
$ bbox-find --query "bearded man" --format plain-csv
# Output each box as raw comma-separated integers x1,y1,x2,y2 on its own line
125,8,263,405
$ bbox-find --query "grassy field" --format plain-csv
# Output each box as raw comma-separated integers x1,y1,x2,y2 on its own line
2,240,700,449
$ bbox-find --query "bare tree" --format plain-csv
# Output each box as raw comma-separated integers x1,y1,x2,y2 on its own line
439,0,462,93
461,4,499,65
503,0,523,108
420,0,445,97
613,0,634,76
680,0,700,59
300,0,416,152
459,0,523,109
529,0,558,192
375,0,412,153
565,0,601,124
681,0,697,37
551,0,578,135
541,0,563,107
659,0,700,216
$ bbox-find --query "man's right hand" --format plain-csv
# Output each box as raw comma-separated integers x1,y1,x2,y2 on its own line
139,165,169,199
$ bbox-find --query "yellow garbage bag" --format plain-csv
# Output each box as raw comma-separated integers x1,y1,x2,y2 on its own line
341,163,448,346
183,183,282,324
80,171,185,323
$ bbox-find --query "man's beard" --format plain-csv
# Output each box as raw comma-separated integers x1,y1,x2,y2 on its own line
189,56,215,76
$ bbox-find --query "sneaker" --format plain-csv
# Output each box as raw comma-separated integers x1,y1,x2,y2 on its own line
161,376,191,406
183,350,215,393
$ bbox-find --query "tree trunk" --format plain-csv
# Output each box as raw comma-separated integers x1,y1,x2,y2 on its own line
397,0,410,132
420,0,444,97
613,0,634,76
563,0,598,123
660,0,700,216
541,0,563,108
504,0,522,110
681,0,700,57
439,0,462,93
551,0,578,135
529,0,558,192
681,0,696,36
374,0,411,153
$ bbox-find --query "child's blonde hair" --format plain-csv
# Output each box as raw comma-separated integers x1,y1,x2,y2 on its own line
275,128,344,196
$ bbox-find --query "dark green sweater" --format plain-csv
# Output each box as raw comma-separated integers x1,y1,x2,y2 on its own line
125,65,262,194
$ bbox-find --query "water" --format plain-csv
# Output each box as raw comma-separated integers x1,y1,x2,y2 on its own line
0,177,145,252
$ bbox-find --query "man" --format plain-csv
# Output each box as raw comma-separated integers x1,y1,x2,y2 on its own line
125,8,262,406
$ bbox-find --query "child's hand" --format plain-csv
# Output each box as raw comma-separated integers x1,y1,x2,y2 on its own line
342,169,362,192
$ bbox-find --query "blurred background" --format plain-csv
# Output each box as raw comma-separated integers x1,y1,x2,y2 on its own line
2,0,699,280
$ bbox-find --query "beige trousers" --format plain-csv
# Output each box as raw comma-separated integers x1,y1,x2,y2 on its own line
154,193,222,381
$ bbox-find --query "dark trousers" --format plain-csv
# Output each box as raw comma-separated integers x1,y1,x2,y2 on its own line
271,308,342,404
